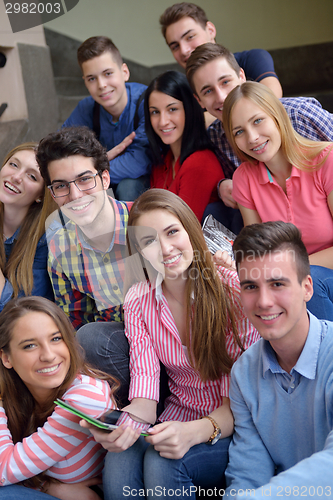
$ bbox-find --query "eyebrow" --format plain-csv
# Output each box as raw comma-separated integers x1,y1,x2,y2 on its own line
50,170,95,184
168,29,193,48
199,74,233,95
240,277,291,286
18,331,61,346
84,68,113,79
232,114,260,131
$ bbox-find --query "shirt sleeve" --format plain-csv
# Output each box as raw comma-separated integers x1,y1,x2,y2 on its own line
232,163,258,209
225,365,276,494
47,244,94,330
283,97,333,142
109,100,152,184
30,234,54,302
234,49,278,82
62,98,94,129
123,285,160,402
230,430,333,499
217,267,260,396
0,377,113,486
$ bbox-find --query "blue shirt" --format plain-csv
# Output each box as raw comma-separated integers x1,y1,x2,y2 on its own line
234,49,277,83
225,312,333,498
62,82,151,184
1,229,54,311
209,97,333,178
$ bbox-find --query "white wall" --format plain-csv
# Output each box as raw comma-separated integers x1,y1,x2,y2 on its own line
44,0,333,67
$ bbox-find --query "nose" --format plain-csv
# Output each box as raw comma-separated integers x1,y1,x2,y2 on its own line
179,41,191,59
159,111,169,128
256,286,274,310
159,236,172,257
215,86,227,104
11,171,23,183
39,343,56,363
247,127,259,144
68,181,84,201
97,76,107,89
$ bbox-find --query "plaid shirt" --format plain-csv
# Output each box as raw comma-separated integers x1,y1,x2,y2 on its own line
47,197,131,330
208,96,333,179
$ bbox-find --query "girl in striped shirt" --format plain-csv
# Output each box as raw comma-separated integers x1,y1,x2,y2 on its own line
0,296,117,500
85,189,259,499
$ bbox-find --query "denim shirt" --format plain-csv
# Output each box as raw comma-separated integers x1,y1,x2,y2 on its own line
1,228,54,311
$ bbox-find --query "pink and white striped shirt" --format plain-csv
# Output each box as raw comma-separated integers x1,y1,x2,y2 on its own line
124,267,259,422
0,374,114,486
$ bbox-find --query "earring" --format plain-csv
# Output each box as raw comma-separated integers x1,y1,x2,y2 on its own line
36,198,42,203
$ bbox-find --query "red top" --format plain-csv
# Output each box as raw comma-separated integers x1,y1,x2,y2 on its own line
150,149,224,221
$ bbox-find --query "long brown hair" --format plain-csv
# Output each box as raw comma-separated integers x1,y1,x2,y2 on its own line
126,189,244,381
0,143,56,296
222,82,332,171
0,297,118,444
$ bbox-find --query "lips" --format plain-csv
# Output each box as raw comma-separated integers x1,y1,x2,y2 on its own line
37,363,60,374
99,89,114,99
4,181,21,194
257,313,282,321
252,141,268,153
162,253,182,265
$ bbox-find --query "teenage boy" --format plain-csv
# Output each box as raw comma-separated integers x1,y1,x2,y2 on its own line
37,127,131,405
186,43,333,222
159,2,282,98
224,221,333,498
62,36,151,201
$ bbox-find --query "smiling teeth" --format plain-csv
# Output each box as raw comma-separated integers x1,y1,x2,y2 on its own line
162,128,175,132
37,364,59,373
163,254,180,265
70,202,90,211
5,182,20,193
253,141,268,152
260,314,280,320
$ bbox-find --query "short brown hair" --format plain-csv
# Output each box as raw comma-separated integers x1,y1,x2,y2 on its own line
159,2,208,39
186,43,241,94
233,221,310,284
77,36,123,68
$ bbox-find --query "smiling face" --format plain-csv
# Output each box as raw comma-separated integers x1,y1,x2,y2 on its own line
165,17,216,68
238,250,313,348
47,155,110,230
82,51,129,119
193,57,246,120
149,91,186,156
0,311,70,404
231,97,284,168
134,209,194,281
0,149,44,210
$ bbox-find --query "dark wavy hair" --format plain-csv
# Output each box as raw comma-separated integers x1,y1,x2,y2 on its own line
36,126,109,186
144,70,214,166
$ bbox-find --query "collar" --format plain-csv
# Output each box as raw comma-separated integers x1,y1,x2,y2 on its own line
262,312,323,380
259,163,301,185
3,226,20,243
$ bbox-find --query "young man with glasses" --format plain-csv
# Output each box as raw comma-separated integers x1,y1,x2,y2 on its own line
37,126,131,406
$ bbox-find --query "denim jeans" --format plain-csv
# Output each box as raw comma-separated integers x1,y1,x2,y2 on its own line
103,435,231,499
202,201,243,234
76,321,130,407
111,174,150,202
0,485,58,499
307,265,333,321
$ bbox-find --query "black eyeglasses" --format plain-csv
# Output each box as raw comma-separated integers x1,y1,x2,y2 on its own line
48,173,99,198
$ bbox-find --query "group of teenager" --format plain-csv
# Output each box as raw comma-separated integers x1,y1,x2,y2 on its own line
1,2,333,499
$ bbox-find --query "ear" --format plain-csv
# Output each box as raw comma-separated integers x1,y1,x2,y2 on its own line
303,275,313,303
239,68,246,83
205,21,216,41
122,63,130,82
194,92,206,110
0,350,13,370
101,169,110,190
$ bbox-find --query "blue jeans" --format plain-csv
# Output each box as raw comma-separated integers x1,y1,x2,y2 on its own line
307,265,333,321
111,174,150,202
103,435,231,499
0,485,58,499
202,201,243,235
76,321,130,407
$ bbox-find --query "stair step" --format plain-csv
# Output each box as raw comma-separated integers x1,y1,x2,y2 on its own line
58,95,87,123
55,77,89,96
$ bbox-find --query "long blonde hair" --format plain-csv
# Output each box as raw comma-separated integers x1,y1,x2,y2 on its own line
0,143,56,296
126,189,244,382
222,81,332,171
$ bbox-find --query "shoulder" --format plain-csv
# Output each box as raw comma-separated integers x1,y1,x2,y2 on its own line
72,96,95,113
232,338,264,376
127,82,147,101
281,96,323,113
182,149,220,166
111,197,132,216
63,374,111,403
125,280,152,303
233,161,257,179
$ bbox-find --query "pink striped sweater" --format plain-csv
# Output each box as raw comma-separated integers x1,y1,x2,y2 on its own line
0,374,114,486
124,267,260,422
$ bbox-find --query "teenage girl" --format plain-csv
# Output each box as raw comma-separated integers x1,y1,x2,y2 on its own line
145,71,224,222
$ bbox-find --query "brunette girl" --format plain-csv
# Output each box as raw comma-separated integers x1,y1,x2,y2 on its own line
145,71,224,222
0,143,55,309
0,296,117,500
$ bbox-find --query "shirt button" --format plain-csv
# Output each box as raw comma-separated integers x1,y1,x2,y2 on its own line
103,256,109,263
113,285,119,291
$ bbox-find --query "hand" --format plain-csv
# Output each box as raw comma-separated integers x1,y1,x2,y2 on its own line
145,421,196,460
80,420,141,453
218,179,237,208
44,477,102,500
107,131,136,161
213,250,236,271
